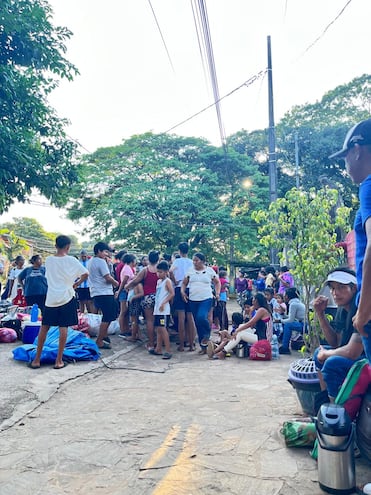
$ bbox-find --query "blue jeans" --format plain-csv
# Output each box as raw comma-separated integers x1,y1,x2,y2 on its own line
282,321,303,348
189,298,213,346
313,345,360,399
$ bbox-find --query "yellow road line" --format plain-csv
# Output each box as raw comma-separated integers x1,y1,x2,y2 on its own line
151,424,199,495
143,425,181,470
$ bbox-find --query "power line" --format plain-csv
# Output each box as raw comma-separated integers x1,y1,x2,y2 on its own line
300,0,354,57
147,0,175,74
163,69,267,134
192,0,227,148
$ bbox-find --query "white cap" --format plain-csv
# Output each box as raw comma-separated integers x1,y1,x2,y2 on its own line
326,271,357,286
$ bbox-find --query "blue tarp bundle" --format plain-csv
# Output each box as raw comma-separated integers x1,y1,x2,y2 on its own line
12,326,100,363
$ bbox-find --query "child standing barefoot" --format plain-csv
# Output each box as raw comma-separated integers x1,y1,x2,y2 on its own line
151,261,174,359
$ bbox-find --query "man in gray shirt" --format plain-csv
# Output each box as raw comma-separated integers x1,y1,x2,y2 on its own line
88,242,119,349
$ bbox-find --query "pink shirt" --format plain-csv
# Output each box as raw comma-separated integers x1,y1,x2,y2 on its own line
120,264,135,284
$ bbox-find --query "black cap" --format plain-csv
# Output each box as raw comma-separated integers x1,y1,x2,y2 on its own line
329,118,371,159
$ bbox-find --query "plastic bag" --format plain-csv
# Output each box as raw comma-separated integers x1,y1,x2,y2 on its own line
280,420,316,448
86,313,103,336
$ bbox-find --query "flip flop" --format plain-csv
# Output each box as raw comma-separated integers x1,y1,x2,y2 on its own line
148,349,163,355
28,362,41,369
98,342,112,350
53,361,68,370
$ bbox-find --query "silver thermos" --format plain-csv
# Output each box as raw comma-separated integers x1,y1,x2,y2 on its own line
316,403,356,494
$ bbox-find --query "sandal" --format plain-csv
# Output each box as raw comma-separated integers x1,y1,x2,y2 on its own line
148,349,162,355
162,352,172,360
98,342,111,350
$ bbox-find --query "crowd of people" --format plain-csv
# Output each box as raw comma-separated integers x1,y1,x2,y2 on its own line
1,238,312,368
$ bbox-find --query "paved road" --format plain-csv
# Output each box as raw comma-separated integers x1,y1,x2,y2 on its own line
0,301,369,494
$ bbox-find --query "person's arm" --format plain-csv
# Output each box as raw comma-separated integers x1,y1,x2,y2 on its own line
235,308,265,333
169,264,178,285
313,295,340,348
279,273,291,288
159,279,175,312
353,217,371,336
213,276,221,300
180,275,190,301
132,283,144,300
281,300,297,323
18,269,26,289
104,272,119,288
73,273,88,290
317,333,364,363
116,274,129,297
125,268,145,291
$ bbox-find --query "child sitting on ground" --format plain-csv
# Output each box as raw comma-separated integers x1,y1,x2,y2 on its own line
207,312,244,358
243,297,254,323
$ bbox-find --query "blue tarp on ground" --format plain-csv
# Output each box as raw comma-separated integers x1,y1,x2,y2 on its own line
12,326,100,363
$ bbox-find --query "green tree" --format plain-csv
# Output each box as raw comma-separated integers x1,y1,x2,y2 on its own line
276,74,371,201
0,0,79,212
252,187,351,349
1,217,81,256
0,228,29,261
68,132,269,262
228,75,371,206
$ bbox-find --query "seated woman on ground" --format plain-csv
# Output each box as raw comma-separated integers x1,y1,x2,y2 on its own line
212,293,272,359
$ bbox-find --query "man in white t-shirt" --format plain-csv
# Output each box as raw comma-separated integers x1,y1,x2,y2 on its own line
88,241,119,349
30,235,89,370
169,242,196,352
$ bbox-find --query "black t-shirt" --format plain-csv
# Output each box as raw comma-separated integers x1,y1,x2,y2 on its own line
333,296,357,347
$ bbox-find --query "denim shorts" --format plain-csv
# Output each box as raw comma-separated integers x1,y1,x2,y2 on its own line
118,290,128,303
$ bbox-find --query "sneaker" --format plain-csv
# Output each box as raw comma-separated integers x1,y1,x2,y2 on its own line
279,346,291,355
103,336,111,344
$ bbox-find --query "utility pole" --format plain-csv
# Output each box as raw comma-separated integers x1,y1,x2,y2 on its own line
295,131,300,188
267,35,277,205
267,35,278,265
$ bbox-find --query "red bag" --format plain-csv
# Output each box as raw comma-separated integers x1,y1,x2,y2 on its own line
249,339,272,361
12,288,26,307
337,361,371,421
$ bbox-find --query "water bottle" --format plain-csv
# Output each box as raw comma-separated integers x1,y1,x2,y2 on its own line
30,304,39,322
271,334,279,359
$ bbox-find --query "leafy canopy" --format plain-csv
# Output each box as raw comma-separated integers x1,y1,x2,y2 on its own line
0,0,79,212
68,132,269,260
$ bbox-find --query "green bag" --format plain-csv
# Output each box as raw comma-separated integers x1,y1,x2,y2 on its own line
281,421,317,448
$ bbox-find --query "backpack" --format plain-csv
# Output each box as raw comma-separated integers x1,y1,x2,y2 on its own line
249,339,272,360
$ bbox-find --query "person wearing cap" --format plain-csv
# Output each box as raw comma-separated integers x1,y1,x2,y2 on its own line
330,118,371,362
88,241,119,349
313,267,364,402
75,250,95,314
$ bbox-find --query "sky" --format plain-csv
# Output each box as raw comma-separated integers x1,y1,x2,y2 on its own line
1,0,370,239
